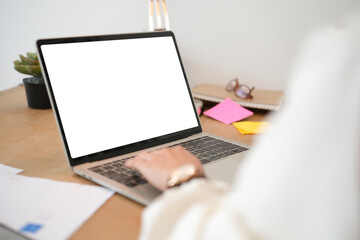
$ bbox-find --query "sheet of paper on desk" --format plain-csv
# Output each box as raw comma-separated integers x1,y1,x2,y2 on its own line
0,175,114,240
0,163,23,176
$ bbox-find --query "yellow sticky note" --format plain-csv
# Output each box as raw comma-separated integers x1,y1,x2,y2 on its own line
233,121,271,135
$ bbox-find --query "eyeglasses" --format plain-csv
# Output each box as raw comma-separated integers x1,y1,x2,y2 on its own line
226,78,254,99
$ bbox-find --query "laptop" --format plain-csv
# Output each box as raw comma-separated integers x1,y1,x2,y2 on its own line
36,31,250,205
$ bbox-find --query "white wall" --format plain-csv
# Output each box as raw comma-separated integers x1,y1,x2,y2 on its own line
0,0,359,91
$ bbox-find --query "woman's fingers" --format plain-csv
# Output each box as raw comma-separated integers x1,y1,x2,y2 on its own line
124,146,204,191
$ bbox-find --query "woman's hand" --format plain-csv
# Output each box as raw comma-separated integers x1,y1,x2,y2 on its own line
125,146,205,191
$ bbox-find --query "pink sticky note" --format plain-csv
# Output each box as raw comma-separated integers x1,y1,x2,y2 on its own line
203,98,253,124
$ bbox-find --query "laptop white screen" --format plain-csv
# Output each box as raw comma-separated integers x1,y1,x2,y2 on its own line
41,36,199,158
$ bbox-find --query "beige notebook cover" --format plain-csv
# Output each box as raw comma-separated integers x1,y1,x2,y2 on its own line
191,84,284,111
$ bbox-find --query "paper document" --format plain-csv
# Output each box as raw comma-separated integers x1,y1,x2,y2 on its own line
0,175,114,240
0,163,23,176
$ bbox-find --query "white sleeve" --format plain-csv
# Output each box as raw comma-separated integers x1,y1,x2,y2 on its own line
139,179,255,240
139,12,360,240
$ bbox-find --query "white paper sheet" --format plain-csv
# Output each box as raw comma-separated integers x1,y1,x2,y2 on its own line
0,163,23,176
0,175,114,240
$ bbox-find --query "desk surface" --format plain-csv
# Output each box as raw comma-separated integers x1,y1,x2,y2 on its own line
0,85,269,239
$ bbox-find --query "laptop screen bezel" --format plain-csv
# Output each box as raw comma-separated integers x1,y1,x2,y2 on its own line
36,31,202,167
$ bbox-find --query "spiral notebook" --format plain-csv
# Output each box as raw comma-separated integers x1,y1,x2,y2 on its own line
192,84,284,111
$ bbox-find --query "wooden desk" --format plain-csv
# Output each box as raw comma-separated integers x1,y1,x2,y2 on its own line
0,85,269,240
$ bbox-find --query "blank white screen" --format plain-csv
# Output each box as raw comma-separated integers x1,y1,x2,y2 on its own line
41,36,198,158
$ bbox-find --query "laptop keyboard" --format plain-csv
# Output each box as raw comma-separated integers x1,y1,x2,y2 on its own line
88,136,248,188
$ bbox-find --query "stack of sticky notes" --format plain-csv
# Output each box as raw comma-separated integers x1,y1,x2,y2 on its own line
233,121,271,135
203,98,253,124
202,97,271,135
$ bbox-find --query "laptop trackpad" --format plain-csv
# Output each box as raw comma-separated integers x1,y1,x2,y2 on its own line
204,157,242,184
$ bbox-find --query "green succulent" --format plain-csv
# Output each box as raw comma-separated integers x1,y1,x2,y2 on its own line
14,52,43,83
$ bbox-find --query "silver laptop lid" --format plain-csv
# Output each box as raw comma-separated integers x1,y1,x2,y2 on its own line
36,31,201,166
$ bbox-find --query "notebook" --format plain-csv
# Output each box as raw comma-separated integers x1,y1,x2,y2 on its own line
192,84,284,111
36,31,250,205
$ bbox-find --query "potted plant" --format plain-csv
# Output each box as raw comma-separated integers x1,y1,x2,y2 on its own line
13,52,51,109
